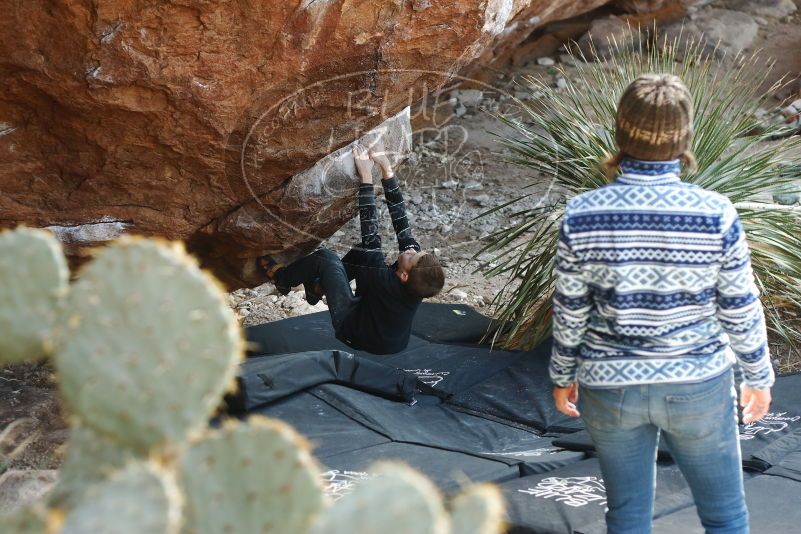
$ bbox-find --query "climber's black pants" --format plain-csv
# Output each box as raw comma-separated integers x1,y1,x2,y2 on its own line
274,249,359,331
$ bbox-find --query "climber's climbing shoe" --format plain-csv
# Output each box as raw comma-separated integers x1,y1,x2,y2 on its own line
257,255,290,295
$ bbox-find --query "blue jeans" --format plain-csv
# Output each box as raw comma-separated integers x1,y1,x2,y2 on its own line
579,370,748,534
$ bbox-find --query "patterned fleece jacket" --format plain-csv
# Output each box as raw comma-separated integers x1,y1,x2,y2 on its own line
549,158,775,390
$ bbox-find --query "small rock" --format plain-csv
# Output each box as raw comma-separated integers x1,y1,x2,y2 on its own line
450,89,484,107
556,76,569,90
559,53,577,66
266,295,279,304
238,308,251,317
754,16,769,25
536,56,555,66
577,16,641,60
728,0,796,19
659,9,758,60
470,194,491,207
463,180,483,190
472,295,487,307
409,193,424,205
455,104,467,117
782,99,801,127
773,192,800,205
441,180,458,189
450,288,468,300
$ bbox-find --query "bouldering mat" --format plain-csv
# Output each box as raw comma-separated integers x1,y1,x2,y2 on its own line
409,302,496,344
382,343,522,396
739,371,801,470
447,338,584,434
245,311,428,358
228,350,418,411
311,384,585,474
320,442,519,494
652,473,801,534
251,391,389,459
500,458,695,534
764,449,801,482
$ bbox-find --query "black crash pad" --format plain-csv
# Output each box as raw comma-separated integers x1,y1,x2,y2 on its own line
251,392,389,459
447,338,584,434
320,442,519,494
764,450,801,482
382,343,521,397
409,303,496,344
245,311,428,358
312,384,586,474
501,458,695,534
228,351,418,411
652,473,801,534
739,372,801,470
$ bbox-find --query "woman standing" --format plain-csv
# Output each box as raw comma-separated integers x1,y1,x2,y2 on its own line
550,74,774,534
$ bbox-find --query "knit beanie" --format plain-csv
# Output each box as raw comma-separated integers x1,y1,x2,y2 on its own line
615,74,694,161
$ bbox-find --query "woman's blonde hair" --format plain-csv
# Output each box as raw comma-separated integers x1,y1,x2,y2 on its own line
605,73,696,179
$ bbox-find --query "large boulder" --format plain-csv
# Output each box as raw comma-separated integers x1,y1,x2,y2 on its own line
465,0,610,70
1,1,605,288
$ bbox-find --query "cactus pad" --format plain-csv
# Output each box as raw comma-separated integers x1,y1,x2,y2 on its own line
48,424,143,509
55,238,242,451
311,462,449,534
60,461,182,534
448,484,505,534
0,505,49,534
0,228,68,364
178,417,323,534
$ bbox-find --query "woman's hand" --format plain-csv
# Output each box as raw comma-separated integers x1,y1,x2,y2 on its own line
740,385,771,424
553,383,580,417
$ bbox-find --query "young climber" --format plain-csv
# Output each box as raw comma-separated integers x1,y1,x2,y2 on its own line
259,140,445,355
550,74,774,533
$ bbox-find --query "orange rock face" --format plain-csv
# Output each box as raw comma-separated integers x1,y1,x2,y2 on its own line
0,0,604,288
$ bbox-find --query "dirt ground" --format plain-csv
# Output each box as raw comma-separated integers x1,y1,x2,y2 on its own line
2,0,801,482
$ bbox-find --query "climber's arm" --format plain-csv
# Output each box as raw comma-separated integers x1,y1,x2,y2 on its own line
370,142,420,252
353,144,386,267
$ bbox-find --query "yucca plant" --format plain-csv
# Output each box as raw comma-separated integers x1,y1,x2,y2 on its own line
478,35,801,363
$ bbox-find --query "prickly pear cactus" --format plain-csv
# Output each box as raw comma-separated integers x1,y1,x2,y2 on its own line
60,461,182,534
0,227,68,364
448,484,505,534
0,505,49,534
54,238,243,452
311,462,450,534
0,233,506,534
178,417,324,534
48,424,143,509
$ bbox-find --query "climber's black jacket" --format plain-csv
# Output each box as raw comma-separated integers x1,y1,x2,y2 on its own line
335,177,422,355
